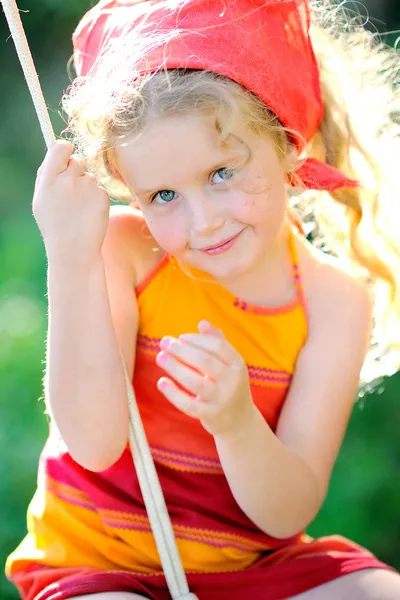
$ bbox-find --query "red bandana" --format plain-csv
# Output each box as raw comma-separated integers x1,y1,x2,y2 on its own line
72,0,359,192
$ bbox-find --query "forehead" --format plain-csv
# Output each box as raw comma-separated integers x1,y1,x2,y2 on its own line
114,113,250,192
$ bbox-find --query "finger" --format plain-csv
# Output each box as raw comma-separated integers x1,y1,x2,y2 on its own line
157,377,205,418
198,320,225,338
34,162,45,194
159,337,223,378
178,332,238,365
156,351,215,398
82,172,97,183
40,140,75,179
67,155,88,176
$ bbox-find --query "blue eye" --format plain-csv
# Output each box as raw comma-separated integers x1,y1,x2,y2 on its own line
211,167,235,184
153,190,176,204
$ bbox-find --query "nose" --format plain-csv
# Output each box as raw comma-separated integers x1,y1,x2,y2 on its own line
188,193,226,236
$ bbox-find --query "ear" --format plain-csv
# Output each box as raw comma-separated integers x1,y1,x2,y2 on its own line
105,149,128,185
286,143,299,168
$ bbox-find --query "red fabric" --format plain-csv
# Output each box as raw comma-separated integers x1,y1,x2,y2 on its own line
13,545,393,600
290,158,360,191
72,0,360,192
43,446,302,550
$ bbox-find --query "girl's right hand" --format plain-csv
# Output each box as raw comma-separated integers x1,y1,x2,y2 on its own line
33,140,110,265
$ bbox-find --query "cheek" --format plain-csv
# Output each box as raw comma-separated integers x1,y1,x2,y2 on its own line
230,184,287,228
228,167,287,225
140,208,188,253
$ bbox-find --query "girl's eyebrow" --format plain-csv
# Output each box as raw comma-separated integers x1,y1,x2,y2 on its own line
135,148,251,196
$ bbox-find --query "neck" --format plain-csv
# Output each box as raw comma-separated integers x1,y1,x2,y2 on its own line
216,224,296,307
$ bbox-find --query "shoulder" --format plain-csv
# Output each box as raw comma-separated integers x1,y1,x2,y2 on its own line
101,205,162,377
102,204,163,285
296,234,372,316
296,235,372,341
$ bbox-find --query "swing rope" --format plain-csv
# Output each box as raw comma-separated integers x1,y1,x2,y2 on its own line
1,2,198,598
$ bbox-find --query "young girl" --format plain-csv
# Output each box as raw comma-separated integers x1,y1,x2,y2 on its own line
6,0,400,598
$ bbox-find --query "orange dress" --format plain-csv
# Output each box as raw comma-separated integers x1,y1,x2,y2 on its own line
6,236,391,600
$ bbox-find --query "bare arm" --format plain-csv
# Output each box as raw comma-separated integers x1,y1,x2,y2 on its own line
215,264,372,539
45,207,139,472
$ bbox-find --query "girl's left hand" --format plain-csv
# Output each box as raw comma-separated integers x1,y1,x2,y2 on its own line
156,320,255,438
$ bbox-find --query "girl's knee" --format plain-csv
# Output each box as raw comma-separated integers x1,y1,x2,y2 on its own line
290,568,400,599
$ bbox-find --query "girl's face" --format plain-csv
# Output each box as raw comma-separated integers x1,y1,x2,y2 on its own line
115,112,290,280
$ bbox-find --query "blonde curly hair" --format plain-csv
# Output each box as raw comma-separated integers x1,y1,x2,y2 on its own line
63,0,400,385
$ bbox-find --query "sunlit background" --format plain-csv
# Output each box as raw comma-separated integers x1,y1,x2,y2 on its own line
1,1,399,598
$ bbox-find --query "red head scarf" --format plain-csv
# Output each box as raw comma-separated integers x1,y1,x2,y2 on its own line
72,0,359,192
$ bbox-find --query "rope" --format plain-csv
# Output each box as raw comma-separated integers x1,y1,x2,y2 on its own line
124,361,198,600
2,1,55,148
2,2,198,598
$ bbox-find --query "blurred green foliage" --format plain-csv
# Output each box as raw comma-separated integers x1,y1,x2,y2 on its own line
0,1,399,599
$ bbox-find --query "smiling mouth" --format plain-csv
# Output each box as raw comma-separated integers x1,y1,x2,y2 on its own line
197,229,245,255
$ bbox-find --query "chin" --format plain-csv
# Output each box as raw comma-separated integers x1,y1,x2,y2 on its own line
200,254,255,280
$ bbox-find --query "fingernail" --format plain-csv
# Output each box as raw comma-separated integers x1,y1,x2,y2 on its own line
157,379,168,391
156,352,167,366
160,336,173,350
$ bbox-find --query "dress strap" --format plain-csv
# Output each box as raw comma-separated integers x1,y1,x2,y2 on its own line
288,230,307,315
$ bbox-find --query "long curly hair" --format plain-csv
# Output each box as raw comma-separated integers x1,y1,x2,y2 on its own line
63,0,400,384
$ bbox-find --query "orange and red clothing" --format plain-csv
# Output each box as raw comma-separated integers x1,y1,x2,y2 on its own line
6,235,390,600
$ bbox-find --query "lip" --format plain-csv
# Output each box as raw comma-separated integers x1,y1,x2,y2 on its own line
198,229,245,255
